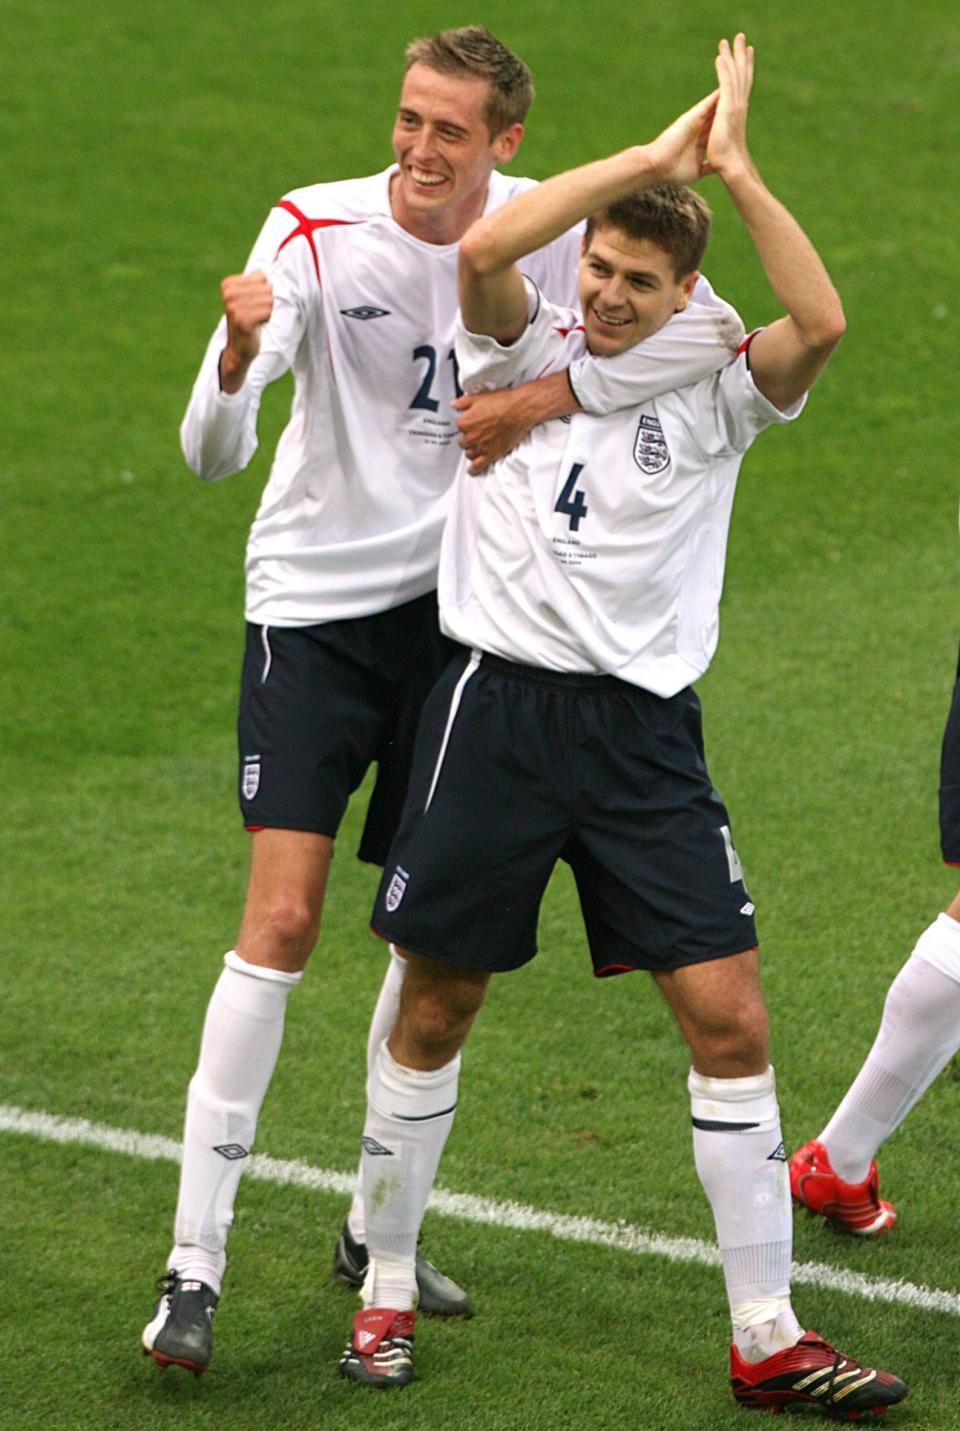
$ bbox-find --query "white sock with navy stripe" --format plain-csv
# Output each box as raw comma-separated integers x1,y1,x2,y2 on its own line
169,950,302,1294
689,1065,801,1362
820,915,960,1182
361,1040,460,1310
347,947,407,1244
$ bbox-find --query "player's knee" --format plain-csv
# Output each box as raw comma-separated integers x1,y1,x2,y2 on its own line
692,997,768,1074
255,892,321,956
400,981,484,1059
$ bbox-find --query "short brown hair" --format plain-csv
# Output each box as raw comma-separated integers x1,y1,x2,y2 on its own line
584,184,712,278
404,26,533,137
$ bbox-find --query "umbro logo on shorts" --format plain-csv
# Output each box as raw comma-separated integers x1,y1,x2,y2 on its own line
213,1143,249,1160
767,1142,787,1162
362,1136,394,1157
340,305,391,320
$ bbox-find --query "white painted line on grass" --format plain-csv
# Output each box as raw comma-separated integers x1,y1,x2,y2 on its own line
3,1101,958,1317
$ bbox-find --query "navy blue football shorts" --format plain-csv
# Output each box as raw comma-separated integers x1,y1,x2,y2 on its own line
236,592,460,864
372,649,759,976
940,641,960,865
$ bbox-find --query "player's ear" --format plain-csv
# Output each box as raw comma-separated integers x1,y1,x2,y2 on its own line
491,123,524,165
674,270,699,313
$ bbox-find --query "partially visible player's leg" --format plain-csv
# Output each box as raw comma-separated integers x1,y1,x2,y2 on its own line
791,654,960,1235
344,945,408,1246
340,951,489,1387
574,681,905,1415
334,946,474,1316
790,900,960,1233
333,601,474,1315
341,654,567,1386
655,954,906,1417
142,828,329,1374
654,952,804,1362
233,827,332,970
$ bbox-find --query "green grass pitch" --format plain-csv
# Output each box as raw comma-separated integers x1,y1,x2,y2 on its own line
3,1,960,1426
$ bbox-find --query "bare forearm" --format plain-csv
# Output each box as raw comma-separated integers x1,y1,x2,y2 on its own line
454,369,580,472
461,147,655,280
721,161,845,348
511,368,580,423
458,147,657,341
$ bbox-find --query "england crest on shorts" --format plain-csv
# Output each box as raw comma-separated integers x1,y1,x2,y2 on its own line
241,758,261,800
633,413,670,474
385,866,408,912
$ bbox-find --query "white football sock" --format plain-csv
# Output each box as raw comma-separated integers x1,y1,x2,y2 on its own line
820,915,960,1182
347,947,407,1244
689,1066,801,1362
361,1040,459,1309
168,950,302,1293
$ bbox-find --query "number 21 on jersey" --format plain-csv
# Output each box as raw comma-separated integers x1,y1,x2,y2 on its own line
555,462,588,531
409,345,463,412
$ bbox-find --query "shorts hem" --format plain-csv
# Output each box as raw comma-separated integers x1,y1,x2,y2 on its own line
593,941,759,978
242,818,338,837
370,920,533,974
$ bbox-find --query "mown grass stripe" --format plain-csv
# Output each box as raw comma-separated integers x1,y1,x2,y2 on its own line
3,1101,957,1317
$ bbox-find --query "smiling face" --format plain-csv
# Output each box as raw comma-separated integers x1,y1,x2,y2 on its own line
390,62,523,244
578,226,698,357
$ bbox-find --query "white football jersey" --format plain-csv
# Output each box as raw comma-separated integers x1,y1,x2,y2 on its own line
181,167,741,626
442,283,805,697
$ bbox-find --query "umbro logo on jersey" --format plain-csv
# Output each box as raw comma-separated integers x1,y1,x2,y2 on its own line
767,1142,787,1162
213,1143,249,1161
362,1136,394,1156
340,305,391,320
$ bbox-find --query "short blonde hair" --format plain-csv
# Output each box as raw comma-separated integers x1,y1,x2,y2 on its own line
404,26,533,137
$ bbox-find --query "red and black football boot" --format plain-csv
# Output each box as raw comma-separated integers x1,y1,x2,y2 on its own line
731,1331,907,1418
339,1306,415,1388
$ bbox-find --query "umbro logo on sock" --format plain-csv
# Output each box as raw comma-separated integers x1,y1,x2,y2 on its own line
362,1136,394,1156
213,1143,249,1160
767,1142,787,1162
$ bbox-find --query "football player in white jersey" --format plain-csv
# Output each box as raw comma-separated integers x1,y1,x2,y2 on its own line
790,644,960,1234
142,26,744,1375
344,36,907,1419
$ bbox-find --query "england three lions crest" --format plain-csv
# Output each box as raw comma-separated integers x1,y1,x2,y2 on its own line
241,758,260,800
385,867,409,912
634,414,671,474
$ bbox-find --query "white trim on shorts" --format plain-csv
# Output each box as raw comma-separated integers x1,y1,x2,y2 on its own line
261,626,272,684
423,649,482,814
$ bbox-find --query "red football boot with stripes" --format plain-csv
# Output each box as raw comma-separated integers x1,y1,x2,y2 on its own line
731,1331,907,1418
789,1138,897,1236
339,1306,415,1388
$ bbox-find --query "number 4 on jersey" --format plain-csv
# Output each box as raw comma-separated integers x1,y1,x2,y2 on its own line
555,462,588,531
